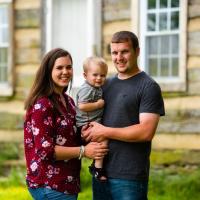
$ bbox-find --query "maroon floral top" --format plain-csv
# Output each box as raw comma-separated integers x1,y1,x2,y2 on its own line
24,93,81,194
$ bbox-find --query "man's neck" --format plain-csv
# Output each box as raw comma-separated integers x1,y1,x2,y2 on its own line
118,68,141,80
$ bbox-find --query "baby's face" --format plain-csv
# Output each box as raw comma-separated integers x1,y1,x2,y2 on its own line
84,64,107,88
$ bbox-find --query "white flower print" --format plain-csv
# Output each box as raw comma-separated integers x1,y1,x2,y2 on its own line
30,161,38,172
25,121,32,133
73,125,77,133
25,138,33,148
34,103,41,110
32,126,39,136
42,140,50,148
44,117,53,126
46,165,60,178
52,184,58,189
40,151,47,160
61,120,67,126
57,118,61,123
67,176,73,183
56,135,67,145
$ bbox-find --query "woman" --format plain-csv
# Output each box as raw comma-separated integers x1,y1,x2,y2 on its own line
24,48,108,200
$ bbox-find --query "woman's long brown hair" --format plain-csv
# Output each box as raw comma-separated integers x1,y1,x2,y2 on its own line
24,48,73,111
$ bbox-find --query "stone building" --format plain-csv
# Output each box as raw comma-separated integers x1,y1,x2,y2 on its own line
0,0,200,148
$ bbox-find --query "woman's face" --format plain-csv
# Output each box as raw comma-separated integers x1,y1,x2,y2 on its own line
51,55,73,93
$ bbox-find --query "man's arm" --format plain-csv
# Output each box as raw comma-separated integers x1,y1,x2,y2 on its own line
78,99,104,112
83,113,160,142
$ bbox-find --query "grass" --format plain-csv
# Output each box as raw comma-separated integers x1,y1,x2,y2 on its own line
0,150,200,199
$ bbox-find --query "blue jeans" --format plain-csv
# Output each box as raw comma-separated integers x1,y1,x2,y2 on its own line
92,177,148,200
28,187,78,200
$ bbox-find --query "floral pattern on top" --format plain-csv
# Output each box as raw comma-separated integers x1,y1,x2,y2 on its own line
24,93,81,194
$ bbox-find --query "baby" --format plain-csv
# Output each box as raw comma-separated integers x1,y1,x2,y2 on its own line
76,56,108,181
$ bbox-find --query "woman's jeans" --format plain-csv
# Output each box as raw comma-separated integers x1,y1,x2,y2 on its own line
92,177,148,200
28,187,78,200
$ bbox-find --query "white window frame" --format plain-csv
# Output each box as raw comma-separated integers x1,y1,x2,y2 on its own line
0,0,13,96
132,0,187,92
44,0,102,87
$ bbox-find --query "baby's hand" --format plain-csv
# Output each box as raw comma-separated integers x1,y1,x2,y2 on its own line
96,99,104,109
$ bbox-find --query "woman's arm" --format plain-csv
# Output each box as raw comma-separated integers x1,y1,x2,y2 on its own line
54,142,108,160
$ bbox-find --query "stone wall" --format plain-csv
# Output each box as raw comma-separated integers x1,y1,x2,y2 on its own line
102,0,132,74
188,0,200,94
14,0,41,99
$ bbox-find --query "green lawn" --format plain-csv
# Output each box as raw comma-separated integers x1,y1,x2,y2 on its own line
0,150,200,200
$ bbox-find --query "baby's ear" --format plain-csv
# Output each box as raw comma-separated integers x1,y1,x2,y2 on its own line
83,72,87,79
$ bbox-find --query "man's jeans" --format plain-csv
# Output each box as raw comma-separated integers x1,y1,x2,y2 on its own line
28,187,78,200
92,177,148,200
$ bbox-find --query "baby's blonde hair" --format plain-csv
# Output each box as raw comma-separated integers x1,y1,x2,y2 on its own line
83,56,108,73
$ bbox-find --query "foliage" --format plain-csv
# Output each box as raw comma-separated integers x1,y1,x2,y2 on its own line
0,151,200,199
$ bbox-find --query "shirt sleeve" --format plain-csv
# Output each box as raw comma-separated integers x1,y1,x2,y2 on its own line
31,99,55,161
77,85,94,103
139,82,165,116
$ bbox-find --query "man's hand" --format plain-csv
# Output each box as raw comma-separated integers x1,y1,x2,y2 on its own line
81,122,107,142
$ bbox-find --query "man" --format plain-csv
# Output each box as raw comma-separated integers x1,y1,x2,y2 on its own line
83,31,165,200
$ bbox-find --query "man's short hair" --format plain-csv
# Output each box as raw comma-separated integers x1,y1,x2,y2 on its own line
111,31,139,51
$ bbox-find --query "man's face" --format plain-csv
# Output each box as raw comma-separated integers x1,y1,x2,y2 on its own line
110,41,139,77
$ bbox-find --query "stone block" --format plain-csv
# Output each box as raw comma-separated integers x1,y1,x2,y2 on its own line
188,56,200,68
103,0,131,21
188,18,200,32
188,5,200,18
188,67,200,82
0,112,23,130
188,32,200,55
189,0,200,5
15,29,40,48
15,9,40,28
16,71,35,89
103,20,131,35
15,48,40,64
188,81,200,95
14,0,41,10
102,20,131,59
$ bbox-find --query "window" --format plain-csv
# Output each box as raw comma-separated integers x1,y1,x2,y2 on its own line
139,0,187,91
0,0,13,96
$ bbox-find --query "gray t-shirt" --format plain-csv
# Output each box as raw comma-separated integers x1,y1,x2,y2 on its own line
102,72,165,181
76,82,103,127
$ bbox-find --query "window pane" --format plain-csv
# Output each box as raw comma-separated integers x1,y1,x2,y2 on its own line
161,35,169,54
148,0,156,9
171,35,179,54
161,58,169,76
149,58,158,76
159,12,167,31
0,6,8,24
2,27,8,43
171,11,179,30
0,67,7,82
172,58,178,76
147,13,156,31
0,48,8,63
0,48,8,82
160,0,168,8
171,0,179,8
147,36,158,54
